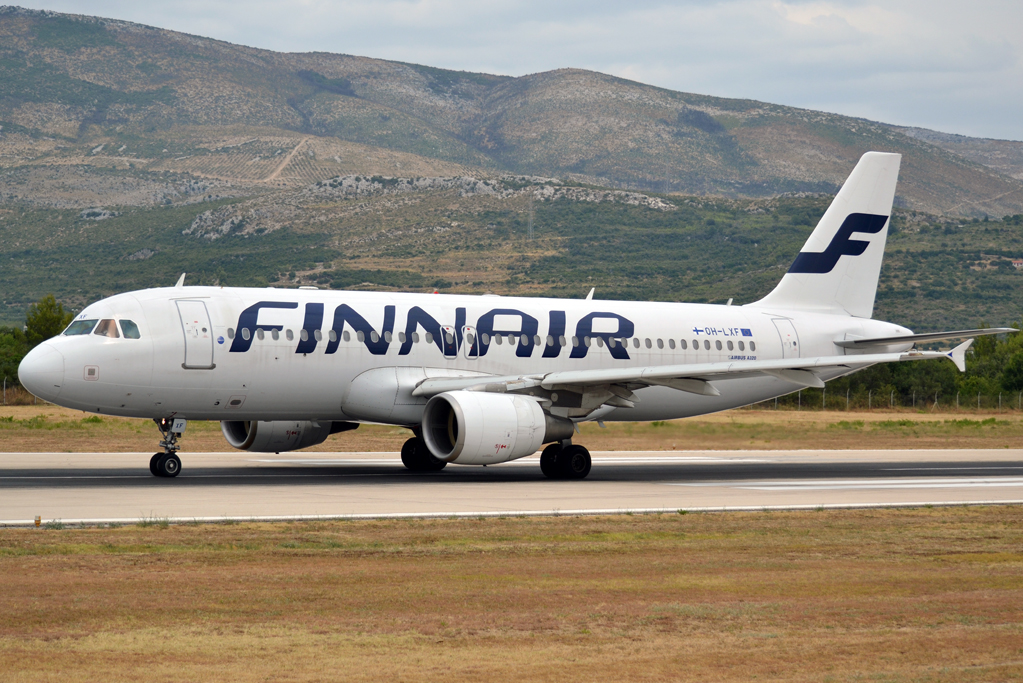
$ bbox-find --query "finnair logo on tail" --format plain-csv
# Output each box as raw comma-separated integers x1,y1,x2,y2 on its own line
788,213,889,274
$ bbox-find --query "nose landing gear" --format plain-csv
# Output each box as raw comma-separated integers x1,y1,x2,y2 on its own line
150,417,183,478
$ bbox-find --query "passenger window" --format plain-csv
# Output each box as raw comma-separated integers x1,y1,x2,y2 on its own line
559,335,567,347
727,340,733,351
494,334,502,345
596,337,604,348
357,331,366,343
119,320,141,339
94,319,120,338
329,330,338,342
584,336,592,347
645,338,652,349
271,329,280,341
425,332,433,344
256,328,265,340
657,339,663,349
228,328,235,339
399,332,407,343
715,340,722,351
286,329,294,341
750,341,756,352
242,328,251,341
692,339,699,349
344,331,351,342
384,331,392,343
632,338,639,348
572,336,579,347
412,332,420,343
679,339,687,350
703,340,710,350
738,341,745,351
669,339,676,350
316,330,324,342
300,329,308,342
64,319,98,336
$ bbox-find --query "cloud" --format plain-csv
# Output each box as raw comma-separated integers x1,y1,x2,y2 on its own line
16,0,1023,139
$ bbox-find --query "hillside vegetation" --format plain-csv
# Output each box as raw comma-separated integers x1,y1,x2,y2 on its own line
1,7,1023,335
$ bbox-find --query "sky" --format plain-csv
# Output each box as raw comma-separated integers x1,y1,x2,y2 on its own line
14,0,1023,141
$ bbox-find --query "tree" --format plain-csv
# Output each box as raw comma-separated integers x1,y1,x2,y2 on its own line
24,294,73,349
0,326,26,385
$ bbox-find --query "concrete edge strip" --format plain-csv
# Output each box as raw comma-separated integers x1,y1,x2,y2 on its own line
3,499,1023,528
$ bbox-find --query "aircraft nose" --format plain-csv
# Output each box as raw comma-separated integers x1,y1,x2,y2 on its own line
18,343,65,401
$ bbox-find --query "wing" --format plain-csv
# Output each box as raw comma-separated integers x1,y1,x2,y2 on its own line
835,328,1015,349
411,340,974,415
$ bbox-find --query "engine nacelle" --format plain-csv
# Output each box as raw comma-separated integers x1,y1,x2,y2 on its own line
421,391,575,465
221,420,355,452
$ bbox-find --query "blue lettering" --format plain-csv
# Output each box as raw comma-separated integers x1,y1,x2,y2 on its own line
570,312,634,360
324,304,395,356
295,303,324,354
476,309,539,358
229,301,298,352
788,213,888,274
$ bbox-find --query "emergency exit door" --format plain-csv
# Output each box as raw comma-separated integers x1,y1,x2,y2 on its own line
177,300,216,369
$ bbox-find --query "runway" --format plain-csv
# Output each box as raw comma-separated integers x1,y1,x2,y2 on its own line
2,448,1022,525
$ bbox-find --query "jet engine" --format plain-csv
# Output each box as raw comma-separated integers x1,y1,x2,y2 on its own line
221,420,357,452
421,391,574,465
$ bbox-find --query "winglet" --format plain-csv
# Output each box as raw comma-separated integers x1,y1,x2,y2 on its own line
175,273,186,288
585,287,594,301
948,339,973,373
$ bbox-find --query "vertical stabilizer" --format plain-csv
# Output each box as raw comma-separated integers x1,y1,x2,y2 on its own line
751,151,901,318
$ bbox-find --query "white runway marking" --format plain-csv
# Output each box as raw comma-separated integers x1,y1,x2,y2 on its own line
672,477,1023,491
249,456,772,465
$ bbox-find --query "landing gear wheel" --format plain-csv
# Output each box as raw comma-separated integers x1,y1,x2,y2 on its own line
149,453,161,477
156,453,181,478
401,437,447,472
540,443,562,478
559,445,591,480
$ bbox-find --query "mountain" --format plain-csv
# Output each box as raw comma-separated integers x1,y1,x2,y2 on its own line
1,6,1023,333
1,6,1023,216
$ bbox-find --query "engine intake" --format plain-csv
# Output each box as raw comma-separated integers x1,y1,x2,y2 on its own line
221,420,357,452
421,391,574,465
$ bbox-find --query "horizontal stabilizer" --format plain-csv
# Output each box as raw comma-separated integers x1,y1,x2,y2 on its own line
836,328,1016,348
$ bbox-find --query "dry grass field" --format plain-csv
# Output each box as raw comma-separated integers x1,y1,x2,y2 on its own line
2,402,1023,453
1,508,1021,681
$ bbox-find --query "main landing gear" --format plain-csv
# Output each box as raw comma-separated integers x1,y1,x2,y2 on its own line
401,435,447,472
540,441,592,480
150,417,182,478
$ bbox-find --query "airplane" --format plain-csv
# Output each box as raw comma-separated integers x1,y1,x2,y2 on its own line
17,151,1013,480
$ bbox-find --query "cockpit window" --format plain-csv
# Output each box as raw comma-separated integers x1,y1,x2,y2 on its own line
94,319,120,338
63,320,98,336
119,319,141,339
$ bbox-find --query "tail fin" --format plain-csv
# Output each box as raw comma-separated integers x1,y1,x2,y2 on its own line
752,151,901,318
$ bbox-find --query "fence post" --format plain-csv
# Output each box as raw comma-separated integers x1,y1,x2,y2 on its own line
822,387,826,410
912,391,915,408
999,393,1002,410
956,391,960,410
890,390,894,409
868,390,872,410
775,397,778,409
846,387,849,411
2,376,5,406
978,393,981,410
798,390,802,410
935,391,939,409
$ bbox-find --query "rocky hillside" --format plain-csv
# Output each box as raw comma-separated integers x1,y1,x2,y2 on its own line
1,6,1023,217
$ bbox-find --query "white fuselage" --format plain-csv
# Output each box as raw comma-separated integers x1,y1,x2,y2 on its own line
25,286,912,424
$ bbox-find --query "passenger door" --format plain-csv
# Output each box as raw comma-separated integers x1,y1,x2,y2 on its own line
772,318,800,359
177,300,216,369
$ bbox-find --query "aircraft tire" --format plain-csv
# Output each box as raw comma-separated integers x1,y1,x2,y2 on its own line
401,437,447,472
157,453,181,478
559,445,591,480
149,453,161,477
540,443,563,479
